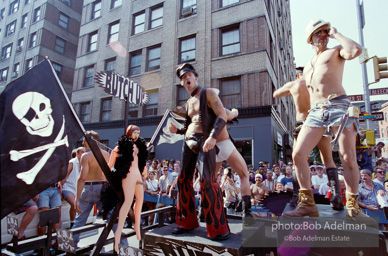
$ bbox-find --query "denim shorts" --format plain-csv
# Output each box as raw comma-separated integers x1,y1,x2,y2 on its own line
304,98,356,136
62,189,74,199
38,187,62,209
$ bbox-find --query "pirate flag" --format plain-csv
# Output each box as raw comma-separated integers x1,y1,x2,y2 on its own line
0,58,84,219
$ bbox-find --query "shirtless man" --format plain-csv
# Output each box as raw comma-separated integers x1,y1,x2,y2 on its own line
169,63,229,240
273,68,343,210
283,19,370,222
72,130,109,246
250,174,268,205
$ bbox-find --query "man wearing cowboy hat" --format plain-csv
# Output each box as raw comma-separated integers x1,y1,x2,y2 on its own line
284,19,372,224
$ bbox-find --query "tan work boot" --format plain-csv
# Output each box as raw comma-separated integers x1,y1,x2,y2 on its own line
283,189,319,217
345,193,377,226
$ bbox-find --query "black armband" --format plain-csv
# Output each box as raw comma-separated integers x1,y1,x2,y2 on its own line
209,118,226,139
176,128,186,135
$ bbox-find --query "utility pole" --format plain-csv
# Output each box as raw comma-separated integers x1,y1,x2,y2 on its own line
356,0,371,129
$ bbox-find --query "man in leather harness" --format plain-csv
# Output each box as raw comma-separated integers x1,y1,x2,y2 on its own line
283,19,372,224
169,63,230,240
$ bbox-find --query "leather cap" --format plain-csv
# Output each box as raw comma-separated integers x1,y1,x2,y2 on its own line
176,63,196,78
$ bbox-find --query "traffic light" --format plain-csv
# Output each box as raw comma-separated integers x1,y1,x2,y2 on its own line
372,56,388,82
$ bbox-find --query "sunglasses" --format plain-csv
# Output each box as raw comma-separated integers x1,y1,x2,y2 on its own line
314,28,330,37
377,171,386,174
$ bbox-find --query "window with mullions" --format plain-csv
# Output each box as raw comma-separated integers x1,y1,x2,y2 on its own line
181,0,197,16
220,77,241,108
221,26,240,56
177,86,189,107
143,92,158,116
108,21,120,44
1,8,5,20
83,66,94,88
13,63,20,76
111,0,122,9
92,1,101,19
105,58,116,72
88,31,98,52
2,44,13,59
29,32,37,48
133,11,145,35
25,58,33,71
0,68,8,83
179,36,196,63
21,14,28,28
6,20,17,36
150,5,163,29
221,0,239,7
52,62,62,79
59,13,69,29
80,102,91,123
129,50,142,76
146,46,161,71
128,103,138,118
54,37,66,54
100,98,112,121
9,0,19,15
33,7,40,22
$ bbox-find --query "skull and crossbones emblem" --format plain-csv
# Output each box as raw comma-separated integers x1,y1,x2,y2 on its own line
7,216,19,236
11,92,68,185
57,229,75,252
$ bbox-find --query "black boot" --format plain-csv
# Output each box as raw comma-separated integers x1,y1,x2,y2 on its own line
326,168,344,210
242,195,252,217
290,171,299,207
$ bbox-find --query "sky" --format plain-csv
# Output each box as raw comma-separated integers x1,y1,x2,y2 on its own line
289,0,388,102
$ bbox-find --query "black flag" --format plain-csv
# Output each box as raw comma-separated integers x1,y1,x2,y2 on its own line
0,58,84,218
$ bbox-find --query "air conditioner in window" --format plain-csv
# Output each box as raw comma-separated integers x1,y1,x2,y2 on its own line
11,72,18,78
16,46,22,52
182,7,194,17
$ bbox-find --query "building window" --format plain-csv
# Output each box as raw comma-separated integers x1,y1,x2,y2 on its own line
17,38,24,48
9,0,19,15
108,20,120,44
221,25,240,56
54,37,66,54
88,31,98,52
128,103,138,118
177,86,189,107
129,50,142,76
33,7,41,22
1,8,5,20
179,36,196,63
58,13,69,29
29,32,37,48
21,14,28,28
133,11,145,35
83,66,94,88
143,92,158,116
111,0,122,9
2,44,13,59
221,0,239,7
52,62,62,79
105,58,116,72
6,20,17,36
80,102,91,123
146,45,161,71
13,63,20,77
100,98,112,121
25,0,30,5
92,1,101,20
150,5,163,29
25,59,33,72
0,68,8,83
181,0,197,17
220,77,241,108
59,0,71,6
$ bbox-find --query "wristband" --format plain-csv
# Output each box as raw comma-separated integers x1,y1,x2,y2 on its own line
176,128,186,135
209,118,226,139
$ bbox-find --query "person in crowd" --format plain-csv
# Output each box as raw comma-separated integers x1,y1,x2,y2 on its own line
61,147,86,227
158,166,172,198
371,142,385,159
108,125,148,253
221,167,241,210
256,165,267,181
37,182,62,236
373,167,386,187
73,131,109,247
168,63,229,240
250,174,268,205
357,148,373,171
13,195,39,240
358,169,384,211
326,174,346,205
275,182,285,193
263,169,276,193
311,165,328,191
145,170,158,224
280,165,294,192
